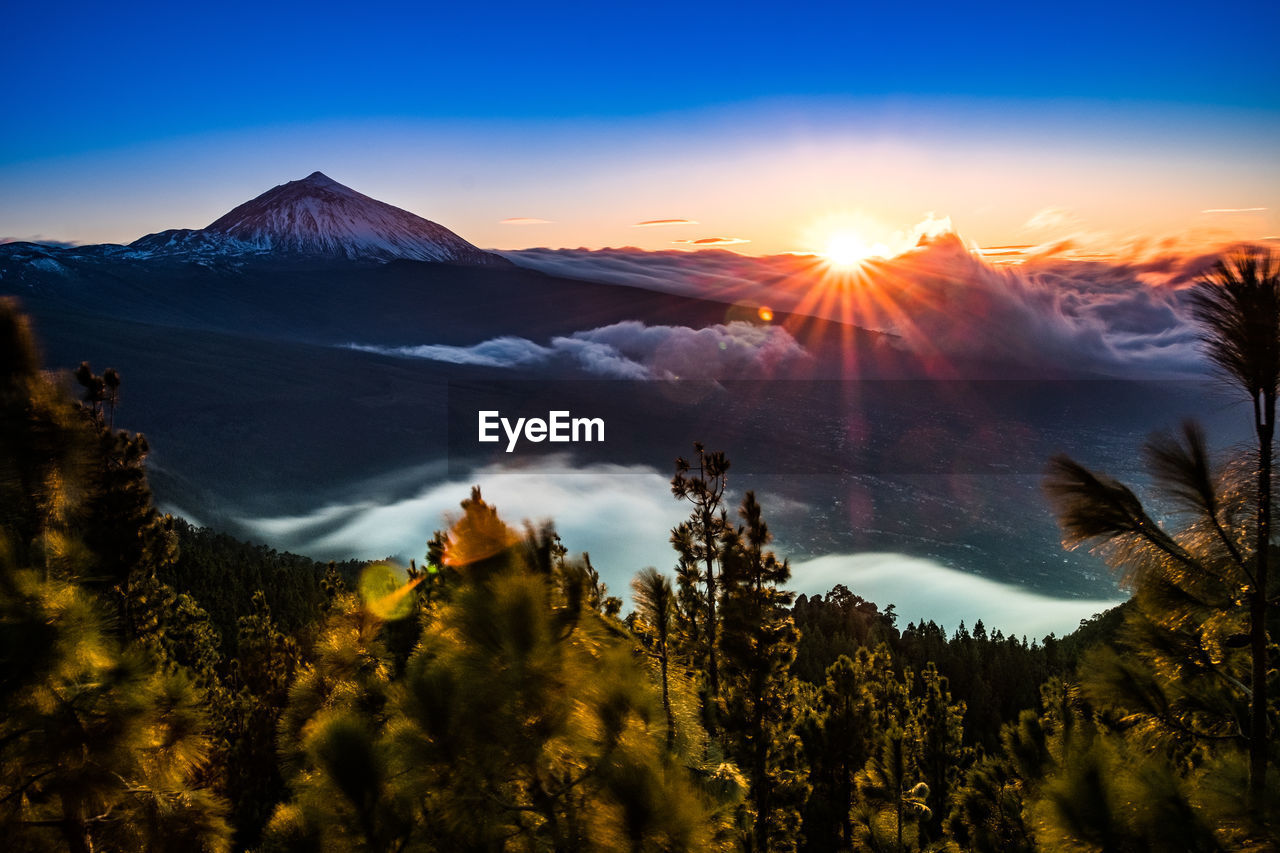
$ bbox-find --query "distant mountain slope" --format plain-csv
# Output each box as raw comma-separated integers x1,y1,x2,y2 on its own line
4,171,507,265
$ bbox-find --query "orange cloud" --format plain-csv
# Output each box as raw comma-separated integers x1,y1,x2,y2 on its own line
1200,207,1267,214
672,237,750,246
633,218,699,227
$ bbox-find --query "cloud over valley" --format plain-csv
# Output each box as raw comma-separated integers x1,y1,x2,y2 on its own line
348,319,811,379
502,233,1272,376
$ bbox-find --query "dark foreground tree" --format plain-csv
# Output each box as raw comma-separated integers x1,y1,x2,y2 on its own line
1044,423,1280,846
1189,249,1280,802
671,443,731,703
0,299,230,852
718,491,807,853
266,489,738,852
632,566,677,751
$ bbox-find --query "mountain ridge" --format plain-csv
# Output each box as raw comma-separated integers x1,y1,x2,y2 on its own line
5,172,508,266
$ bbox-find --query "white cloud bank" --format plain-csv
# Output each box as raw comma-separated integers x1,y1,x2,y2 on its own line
348,319,810,379
242,461,689,589
791,552,1123,640
241,462,1122,640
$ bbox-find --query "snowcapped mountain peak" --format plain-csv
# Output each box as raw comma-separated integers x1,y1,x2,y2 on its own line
129,172,505,265
284,171,360,196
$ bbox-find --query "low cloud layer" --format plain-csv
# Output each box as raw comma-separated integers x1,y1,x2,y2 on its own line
1,235,79,248
791,552,1123,640
503,235,1275,376
240,461,687,593
235,462,1121,639
349,319,810,379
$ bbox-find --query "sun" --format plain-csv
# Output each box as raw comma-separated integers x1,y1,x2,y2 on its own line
821,231,885,269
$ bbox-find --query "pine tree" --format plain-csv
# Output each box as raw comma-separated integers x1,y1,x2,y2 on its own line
221,591,301,848
796,652,882,851
671,443,731,703
1044,420,1280,847
718,491,807,853
1188,249,1280,802
265,491,738,852
906,662,967,842
670,521,707,672
263,586,401,853
0,300,230,852
853,725,930,852
632,566,677,751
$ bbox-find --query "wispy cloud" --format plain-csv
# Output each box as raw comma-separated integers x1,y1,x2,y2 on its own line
499,217,553,225
671,236,750,246
1200,207,1267,214
632,218,699,227
1024,207,1077,231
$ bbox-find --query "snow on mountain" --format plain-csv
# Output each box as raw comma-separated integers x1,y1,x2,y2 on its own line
128,172,506,265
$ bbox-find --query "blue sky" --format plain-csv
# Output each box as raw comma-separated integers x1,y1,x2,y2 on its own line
3,0,1278,251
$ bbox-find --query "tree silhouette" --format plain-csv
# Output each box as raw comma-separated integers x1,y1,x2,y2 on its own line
797,651,883,850
718,491,806,853
266,492,737,852
669,522,707,672
1044,422,1280,844
1189,250,1280,802
0,301,230,851
632,566,677,751
906,662,967,841
671,443,731,703
854,725,930,852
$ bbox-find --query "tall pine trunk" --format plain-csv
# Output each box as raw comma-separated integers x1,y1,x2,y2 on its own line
751,696,770,853
1250,389,1272,803
60,792,94,853
703,506,719,700
660,648,674,751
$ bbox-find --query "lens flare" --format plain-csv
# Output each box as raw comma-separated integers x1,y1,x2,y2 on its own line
359,561,419,620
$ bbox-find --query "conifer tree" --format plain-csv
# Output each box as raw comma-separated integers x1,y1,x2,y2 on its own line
0,299,230,852
632,566,677,751
906,662,967,841
853,725,930,852
718,491,807,853
1188,250,1280,802
671,443,731,701
670,522,707,669
266,491,738,852
1044,421,1280,847
221,591,301,848
796,652,881,851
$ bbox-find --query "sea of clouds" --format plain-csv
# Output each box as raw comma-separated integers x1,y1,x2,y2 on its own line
236,459,1121,639
502,234,1271,377
348,319,810,379
345,231,1276,380
293,234,1274,635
